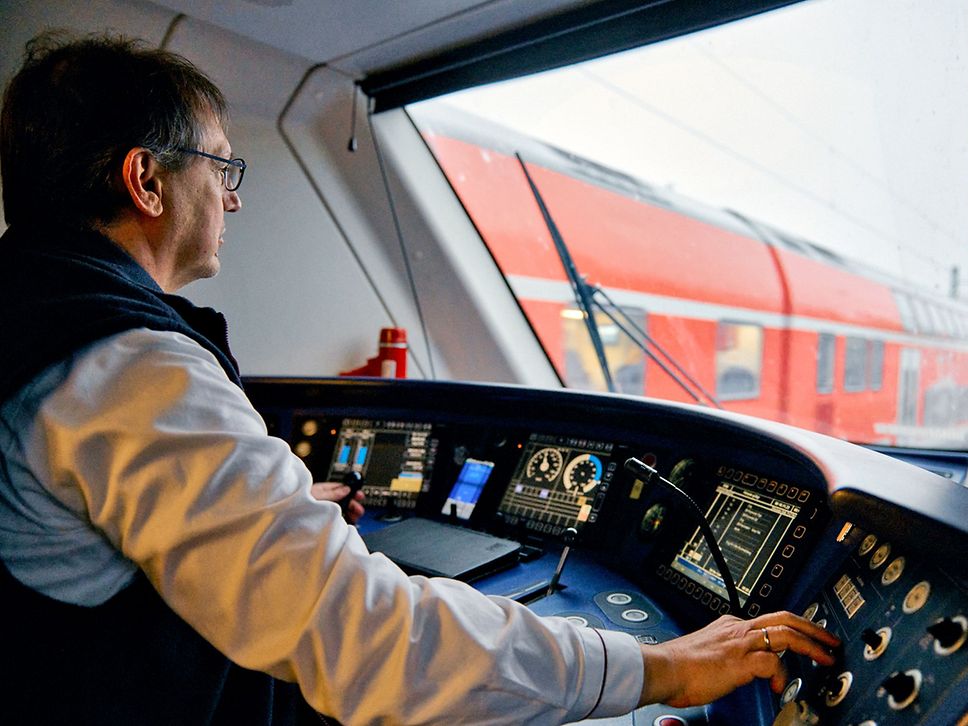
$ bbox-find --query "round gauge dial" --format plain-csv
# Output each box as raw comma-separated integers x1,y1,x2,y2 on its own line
562,453,603,494
639,502,668,541
525,447,564,484
669,458,697,488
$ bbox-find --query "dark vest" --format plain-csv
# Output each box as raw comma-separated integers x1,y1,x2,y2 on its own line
0,225,318,725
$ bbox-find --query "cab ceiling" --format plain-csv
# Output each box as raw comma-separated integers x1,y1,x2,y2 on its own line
149,0,591,77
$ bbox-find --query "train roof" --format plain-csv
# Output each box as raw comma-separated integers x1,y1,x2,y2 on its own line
412,103,968,320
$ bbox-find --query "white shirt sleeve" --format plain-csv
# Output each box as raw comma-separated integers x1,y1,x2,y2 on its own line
27,328,643,725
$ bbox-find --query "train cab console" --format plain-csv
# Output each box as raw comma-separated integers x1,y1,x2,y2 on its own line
246,377,968,726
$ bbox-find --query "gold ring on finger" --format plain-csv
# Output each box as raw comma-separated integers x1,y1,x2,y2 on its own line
761,627,774,652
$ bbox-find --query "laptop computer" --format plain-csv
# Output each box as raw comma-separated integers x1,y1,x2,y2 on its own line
362,518,521,582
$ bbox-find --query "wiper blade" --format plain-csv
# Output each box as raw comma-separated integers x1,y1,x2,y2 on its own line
516,153,616,392
592,286,722,409
515,153,721,408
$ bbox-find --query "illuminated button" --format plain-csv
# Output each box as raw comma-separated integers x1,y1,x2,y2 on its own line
771,564,784,577
788,487,799,499
719,603,731,614
301,419,319,436
782,545,795,558
793,525,807,539
858,533,878,556
606,592,632,606
766,480,777,492
882,556,905,585
777,484,788,495
748,604,761,616
710,597,721,609
798,490,810,502
294,440,312,458
870,542,891,569
759,583,773,597
903,581,931,614
701,592,712,604
685,582,695,594
621,608,649,623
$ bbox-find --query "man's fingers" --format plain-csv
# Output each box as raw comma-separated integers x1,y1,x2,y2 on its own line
755,611,840,647
310,482,350,501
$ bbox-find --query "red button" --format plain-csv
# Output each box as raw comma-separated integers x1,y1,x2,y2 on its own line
654,716,687,726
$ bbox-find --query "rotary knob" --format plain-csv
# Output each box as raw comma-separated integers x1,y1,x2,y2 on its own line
861,626,891,660
880,669,921,710
927,616,967,654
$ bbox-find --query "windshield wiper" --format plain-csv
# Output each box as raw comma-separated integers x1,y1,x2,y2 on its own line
515,153,722,408
516,153,615,392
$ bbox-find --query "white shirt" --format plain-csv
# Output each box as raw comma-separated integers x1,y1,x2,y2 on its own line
0,328,644,725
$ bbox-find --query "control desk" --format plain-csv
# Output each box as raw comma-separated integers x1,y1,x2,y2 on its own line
246,377,968,726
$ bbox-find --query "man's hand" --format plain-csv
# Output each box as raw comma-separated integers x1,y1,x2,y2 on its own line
310,482,366,524
638,611,840,708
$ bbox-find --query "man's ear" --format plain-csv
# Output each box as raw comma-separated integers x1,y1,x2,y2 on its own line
121,148,165,218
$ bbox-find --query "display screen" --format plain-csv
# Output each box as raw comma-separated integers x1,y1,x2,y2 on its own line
497,433,614,536
441,458,495,520
671,481,801,605
327,419,437,508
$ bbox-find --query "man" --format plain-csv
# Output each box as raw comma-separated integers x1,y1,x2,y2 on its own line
0,33,838,725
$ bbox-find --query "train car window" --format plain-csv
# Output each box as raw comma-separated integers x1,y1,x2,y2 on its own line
715,321,762,401
816,333,835,394
408,0,968,449
868,339,884,392
561,306,646,395
894,292,916,332
843,337,868,392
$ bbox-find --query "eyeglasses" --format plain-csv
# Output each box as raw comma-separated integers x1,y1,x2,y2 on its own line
176,148,247,191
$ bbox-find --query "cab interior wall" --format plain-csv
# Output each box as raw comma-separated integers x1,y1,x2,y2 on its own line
0,0,556,384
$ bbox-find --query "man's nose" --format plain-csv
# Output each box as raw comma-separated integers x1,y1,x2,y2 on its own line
224,189,241,212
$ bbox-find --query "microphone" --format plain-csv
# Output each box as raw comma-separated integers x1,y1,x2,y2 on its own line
624,457,743,615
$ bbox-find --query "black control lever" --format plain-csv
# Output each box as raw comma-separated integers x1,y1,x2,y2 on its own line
339,470,364,520
624,457,743,615
546,527,578,597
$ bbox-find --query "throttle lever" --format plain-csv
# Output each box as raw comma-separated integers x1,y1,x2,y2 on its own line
546,527,578,597
340,470,364,520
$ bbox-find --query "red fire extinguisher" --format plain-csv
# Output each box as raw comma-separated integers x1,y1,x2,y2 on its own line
339,327,407,378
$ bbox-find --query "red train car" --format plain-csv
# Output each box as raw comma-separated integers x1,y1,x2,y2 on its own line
413,107,968,448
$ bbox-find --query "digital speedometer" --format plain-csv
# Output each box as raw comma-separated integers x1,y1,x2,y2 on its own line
562,453,602,494
498,434,615,536
524,447,564,484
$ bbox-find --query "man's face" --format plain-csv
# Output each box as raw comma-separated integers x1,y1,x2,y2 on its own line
163,113,241,290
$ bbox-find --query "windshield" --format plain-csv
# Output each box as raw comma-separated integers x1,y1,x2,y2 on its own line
407,0,968,451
